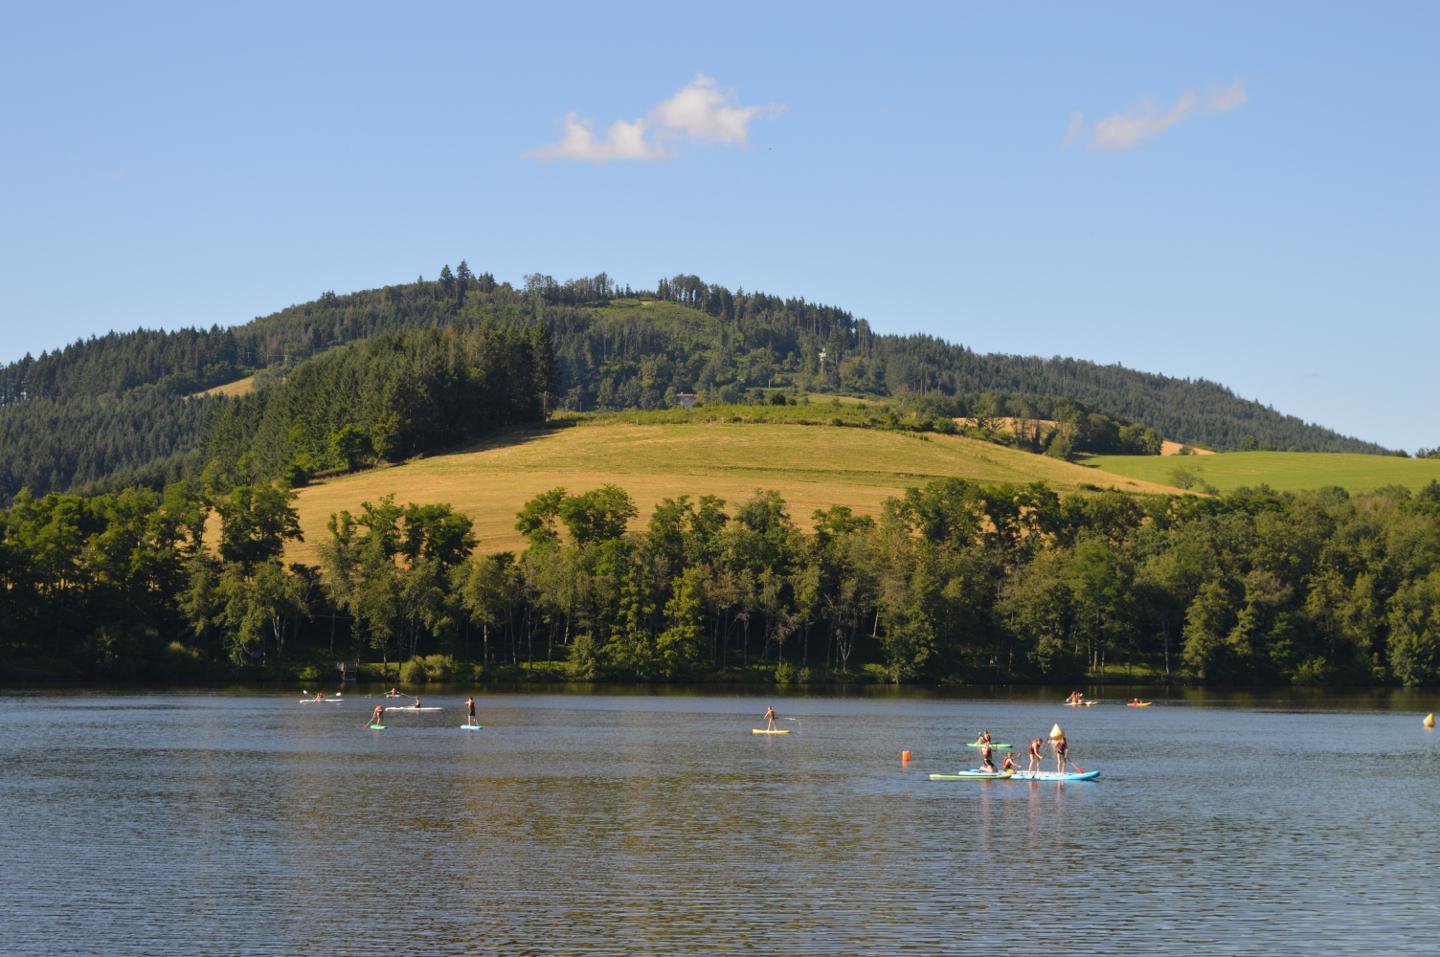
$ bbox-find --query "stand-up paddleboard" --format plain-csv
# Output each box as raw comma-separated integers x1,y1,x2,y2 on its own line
1009,770,1099,782
300,698,343,703
386,706,442,711
966,742,1012,749
752,728,791,735
367,724,386,730
929,770,1013,781
459,724,483,731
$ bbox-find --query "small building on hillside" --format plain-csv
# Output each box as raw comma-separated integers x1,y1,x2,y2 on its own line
675,392,698,409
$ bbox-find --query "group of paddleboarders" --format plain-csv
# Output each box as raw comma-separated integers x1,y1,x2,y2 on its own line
365,694,479,729
972,727,1071,774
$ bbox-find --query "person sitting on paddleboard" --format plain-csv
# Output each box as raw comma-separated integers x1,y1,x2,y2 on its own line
764,706,778,731
1026,737,1044,773
1053,735,1069,773
979,742,997,773
1001,752,1017,772
465,696,476,725
414,696,422,709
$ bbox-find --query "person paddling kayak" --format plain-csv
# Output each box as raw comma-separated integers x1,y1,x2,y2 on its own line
1026,737,1044,774
465,696,477,727
763,706,778,731
386,688,401,698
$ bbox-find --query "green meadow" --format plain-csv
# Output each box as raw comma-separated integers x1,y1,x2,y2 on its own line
1083,450,1440,494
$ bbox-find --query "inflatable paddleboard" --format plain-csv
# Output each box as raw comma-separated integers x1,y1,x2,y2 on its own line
386,706,442,711
929,770,1013,781
459,724,483,730
1009,770,1099,782
752,728,791,735
367,724,386,730
966,742,1012,749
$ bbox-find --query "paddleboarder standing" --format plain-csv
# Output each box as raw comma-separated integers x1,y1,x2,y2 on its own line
763,706,778,731
1026,737,1044,774
465,696,477,727
369,704,384,728
1053,733,1069,773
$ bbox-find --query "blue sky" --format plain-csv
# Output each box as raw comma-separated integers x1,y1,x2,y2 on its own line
2,2,1436,450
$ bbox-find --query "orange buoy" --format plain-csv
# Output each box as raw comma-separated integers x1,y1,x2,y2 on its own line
902,750,911,764
1425,713,1435,729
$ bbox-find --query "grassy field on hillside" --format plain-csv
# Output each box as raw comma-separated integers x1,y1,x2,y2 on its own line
191,375,255,398
1083,451,1440,494
288,419,1183,561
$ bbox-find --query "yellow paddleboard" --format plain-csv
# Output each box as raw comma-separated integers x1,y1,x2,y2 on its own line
752,728,791,734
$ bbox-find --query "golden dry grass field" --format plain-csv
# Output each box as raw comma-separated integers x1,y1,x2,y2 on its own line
190,375,256,398
286,420,1183,561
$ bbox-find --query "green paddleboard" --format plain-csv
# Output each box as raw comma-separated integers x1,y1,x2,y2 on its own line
368,724,386,730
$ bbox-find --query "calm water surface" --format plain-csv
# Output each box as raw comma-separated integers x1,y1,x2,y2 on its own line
2,687,1437,956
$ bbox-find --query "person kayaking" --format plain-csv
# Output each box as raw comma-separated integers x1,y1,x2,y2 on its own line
369,704,384,727
314,692,325,702
763,706,778,731
1053,733,1069,773
1026,737,1044,774
465,696,476,727
1067,691,1084,705
979,742,997,773
386,687,400,698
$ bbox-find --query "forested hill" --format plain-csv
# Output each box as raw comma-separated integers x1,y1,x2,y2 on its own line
0,267,1393,500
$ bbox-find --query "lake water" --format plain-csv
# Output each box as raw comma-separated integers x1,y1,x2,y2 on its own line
2,687,1437,956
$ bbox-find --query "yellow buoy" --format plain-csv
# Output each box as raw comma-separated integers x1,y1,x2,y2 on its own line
1425,713,1435,729
1050,723,1065,740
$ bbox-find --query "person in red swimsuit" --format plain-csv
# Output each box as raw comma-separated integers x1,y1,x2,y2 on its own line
1026,737,1044,773
1053,735,1069,773
979,742,997,773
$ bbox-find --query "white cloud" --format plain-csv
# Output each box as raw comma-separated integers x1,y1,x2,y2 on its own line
527,74,780,162
1206,80,1248,113
1069,81,1247,151
524,113,666,162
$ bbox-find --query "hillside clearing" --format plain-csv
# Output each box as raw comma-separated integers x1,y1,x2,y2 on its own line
288,420,1184,561
190,375,255,398
1084,451,1440,494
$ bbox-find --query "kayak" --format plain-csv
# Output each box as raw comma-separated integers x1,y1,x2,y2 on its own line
1009,770,1100,782
929,770,1013,781
1126,701,1153,708
966,742,1012,749
752,729,791,735
1064,700,1099,707
367,724,386,730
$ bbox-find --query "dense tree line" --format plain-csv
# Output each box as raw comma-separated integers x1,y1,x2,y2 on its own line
0,265,1394,501
5,475,1440,687
200,323,554,487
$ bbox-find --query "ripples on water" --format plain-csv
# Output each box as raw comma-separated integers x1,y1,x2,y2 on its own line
2,690,1437,955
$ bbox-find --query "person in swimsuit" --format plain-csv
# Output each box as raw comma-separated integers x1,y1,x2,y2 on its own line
979,742,997,773
763,706,778,731
1001,752,1017,772
369,704,384,727
976,728,992,746
1053,735,1069,773
414,696,421,710
314,692,325,702
1026,737,1044,774
465,696,476,726
387,688,400,698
